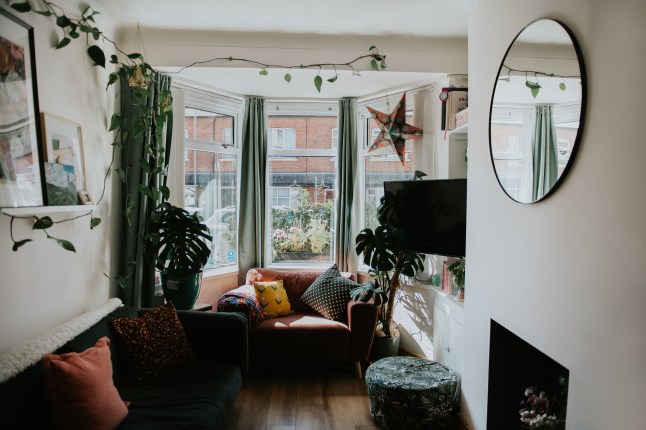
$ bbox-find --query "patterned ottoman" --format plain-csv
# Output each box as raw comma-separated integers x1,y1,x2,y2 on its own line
365,356,460,430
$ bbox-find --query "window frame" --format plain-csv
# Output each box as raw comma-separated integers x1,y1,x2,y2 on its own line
182,89,244,276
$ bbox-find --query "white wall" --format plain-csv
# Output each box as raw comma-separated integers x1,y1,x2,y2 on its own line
463,0,646,428
0,1,118,352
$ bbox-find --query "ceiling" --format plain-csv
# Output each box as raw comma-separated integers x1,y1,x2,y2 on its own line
96,0,471,98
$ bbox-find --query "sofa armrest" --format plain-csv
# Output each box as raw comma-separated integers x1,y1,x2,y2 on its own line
347,301,378,362
177,311,249,376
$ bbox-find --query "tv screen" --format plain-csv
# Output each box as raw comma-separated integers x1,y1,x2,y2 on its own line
383,179,467,257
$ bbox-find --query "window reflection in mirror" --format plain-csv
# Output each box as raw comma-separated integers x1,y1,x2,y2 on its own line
489,19,586,203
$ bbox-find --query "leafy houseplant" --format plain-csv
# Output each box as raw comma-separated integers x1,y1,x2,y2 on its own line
447,258,466,299
149,202,213,309
352,195,424,341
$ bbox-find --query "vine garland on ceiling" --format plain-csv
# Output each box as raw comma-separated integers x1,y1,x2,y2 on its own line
5,0,388,254
498,63,581,98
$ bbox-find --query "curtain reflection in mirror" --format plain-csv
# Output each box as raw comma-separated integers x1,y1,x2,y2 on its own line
531,105,558,200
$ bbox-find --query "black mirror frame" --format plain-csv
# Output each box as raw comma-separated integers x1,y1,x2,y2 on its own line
488,18,587,204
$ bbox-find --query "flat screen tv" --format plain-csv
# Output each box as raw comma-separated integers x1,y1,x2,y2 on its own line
383,178,467,257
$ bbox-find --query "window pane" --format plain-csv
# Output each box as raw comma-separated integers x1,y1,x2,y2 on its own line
185,107,234,146
268,116,336,150
184,150,238,270
268,156,336,264
364,117,412,231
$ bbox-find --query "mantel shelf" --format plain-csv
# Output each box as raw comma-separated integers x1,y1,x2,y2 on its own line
1,205,97,217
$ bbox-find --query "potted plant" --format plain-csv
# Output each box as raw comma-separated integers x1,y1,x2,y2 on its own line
149,202,213,309
351,195,424,360
447,258,465,300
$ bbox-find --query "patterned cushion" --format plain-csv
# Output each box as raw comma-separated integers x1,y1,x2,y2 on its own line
216,285,264,328
300,264,357,321
110,301,195,381
253,280,294,319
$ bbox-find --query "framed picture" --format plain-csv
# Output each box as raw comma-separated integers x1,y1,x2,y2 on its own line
78,190,93,205
0,8,46,208
41,113,86,193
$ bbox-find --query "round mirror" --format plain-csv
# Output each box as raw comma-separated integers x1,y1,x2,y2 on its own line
489,19,586,203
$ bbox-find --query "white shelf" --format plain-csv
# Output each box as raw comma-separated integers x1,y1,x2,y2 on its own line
1,205,97,217
448,123,468,136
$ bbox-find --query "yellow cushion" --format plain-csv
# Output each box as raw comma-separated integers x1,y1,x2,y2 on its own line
253,280,293,318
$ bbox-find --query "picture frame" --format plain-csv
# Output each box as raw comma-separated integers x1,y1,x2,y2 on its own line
0,8,46,208
41,113,86,192
78,190,93,205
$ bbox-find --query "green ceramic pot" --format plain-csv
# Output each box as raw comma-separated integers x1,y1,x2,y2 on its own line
161,271,202,310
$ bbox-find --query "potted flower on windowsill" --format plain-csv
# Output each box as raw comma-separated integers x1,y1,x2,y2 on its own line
149,202,213,310
447,258,466,300
351,195,424,360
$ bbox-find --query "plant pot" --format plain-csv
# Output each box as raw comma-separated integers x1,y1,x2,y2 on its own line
161,271,202,310
370,331,401,362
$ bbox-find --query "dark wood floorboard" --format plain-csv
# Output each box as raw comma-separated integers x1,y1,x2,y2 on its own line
225,363,378,430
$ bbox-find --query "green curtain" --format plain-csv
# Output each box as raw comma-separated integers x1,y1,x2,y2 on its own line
532,104,558,201
119,72,173,308
335,98,358,272
237,97,267,284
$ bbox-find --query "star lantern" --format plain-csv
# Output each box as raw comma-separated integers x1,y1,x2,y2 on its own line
366,93,423,166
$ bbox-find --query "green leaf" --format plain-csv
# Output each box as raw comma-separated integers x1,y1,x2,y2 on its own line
370,59,378,70
87,45,105,68
559,82,567,91
160,185,170,201
314,75,323,93
526,81,541,98
114,275,127,289
56,15,71,28
91,28,101,40
369,45,376,51
12,239,32,251
106,72,118,90
128,53,142,59
116,167,126,183
11,2,32,13
138,159,151,173
90,217,102,229
327,75,338,83
34,10,53,16
55,37,71,49
54,238,76,252
284,72,292,82
80,24,93,33
33,216,53,230
108,113,121,131
151,188,160,201
110,54,118,64
69,31,80,39
259,69,269,76
499,75,511,82
380,60,387,69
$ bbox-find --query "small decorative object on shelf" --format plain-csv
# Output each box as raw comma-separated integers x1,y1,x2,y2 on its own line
447,258,465,300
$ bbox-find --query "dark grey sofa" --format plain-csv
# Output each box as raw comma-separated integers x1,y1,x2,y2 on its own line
0,306,248,429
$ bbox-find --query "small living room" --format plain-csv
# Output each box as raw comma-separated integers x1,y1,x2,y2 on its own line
0,0,644,429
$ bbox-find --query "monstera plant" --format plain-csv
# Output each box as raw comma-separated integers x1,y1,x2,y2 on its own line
149,202,213,309
352,195,424,341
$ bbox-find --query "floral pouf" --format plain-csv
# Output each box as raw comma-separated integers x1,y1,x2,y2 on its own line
365,356,460,430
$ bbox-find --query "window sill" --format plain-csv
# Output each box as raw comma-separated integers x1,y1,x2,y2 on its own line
202,265,238,279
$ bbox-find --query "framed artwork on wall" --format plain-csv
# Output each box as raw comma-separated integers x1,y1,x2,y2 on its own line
41,113,86,194
0,8,46,208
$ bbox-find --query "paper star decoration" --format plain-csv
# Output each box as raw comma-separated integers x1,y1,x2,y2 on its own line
367,93,423,166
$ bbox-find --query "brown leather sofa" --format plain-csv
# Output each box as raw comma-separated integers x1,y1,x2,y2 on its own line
219,268,378,377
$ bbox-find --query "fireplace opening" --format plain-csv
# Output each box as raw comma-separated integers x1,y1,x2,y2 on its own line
487,320,569,429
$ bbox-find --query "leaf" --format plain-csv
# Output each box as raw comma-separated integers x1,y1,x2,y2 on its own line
90,217,102,229
259,69,269,76
69,31,80,39
33,216,53,230
314,75,323,93
380,60,387,69
56,15,71,28
55,37,71,49
114,275,127,289
369,45,376,51
370,59,378,70
110,54,118,64
12,239,32,251
80,24,93,33
284,72,292,82
128,53,142,59
499,75,511,82
116,167,126,182
327,75,338,83
526,81,541,98
34,10,52,16
108,113,121,131
10,2,31,12
559,82,567,91
160,185,170,201
106,72,118,90
87,45,105,68
54,238,76,252
91,28,101,40
138,159,151,173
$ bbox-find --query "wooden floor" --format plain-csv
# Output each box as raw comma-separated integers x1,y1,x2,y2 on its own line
224,362,380,430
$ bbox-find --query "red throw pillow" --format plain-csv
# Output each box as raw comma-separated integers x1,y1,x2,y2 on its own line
110,301,195,381
42,336,128,430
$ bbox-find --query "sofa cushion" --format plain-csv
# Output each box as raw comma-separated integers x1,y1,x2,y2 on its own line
111,302,195,381
42,337,128,430
253,280,294,319
116,363,242,430
300,264,357,321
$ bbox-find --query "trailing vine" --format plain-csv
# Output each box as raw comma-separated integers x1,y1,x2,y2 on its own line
5,0,387,256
